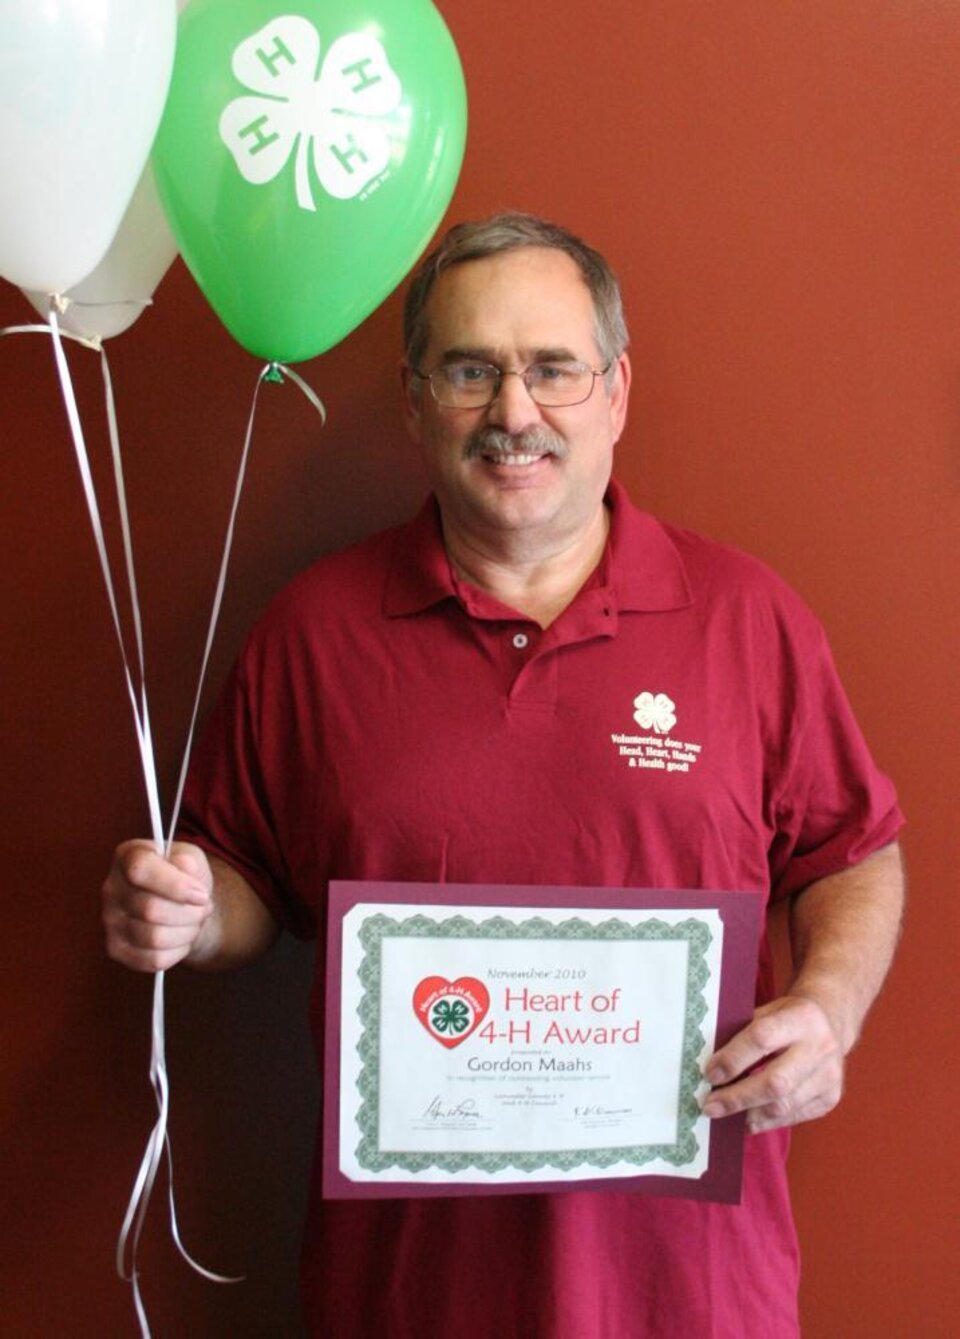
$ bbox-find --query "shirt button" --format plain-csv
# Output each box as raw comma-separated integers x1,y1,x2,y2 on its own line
512,632,529,650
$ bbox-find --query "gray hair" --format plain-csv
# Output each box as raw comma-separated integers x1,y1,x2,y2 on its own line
403,211,629,371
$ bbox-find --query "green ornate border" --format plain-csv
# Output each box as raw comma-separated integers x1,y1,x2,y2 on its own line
353,913,712,1176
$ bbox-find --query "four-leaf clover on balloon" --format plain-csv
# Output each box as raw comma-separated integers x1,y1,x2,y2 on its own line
219,16,403,213
633,691,677,734
430,998,471,1036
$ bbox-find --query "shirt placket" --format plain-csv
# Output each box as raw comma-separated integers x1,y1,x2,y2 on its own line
503,622,556,711
504,588,619,713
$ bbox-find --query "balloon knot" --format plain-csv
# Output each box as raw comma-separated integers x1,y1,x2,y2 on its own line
264,363,286,385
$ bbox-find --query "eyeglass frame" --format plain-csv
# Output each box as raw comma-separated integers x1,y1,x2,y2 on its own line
409,357,614,409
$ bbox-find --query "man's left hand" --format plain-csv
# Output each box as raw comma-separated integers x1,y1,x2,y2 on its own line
701,995,844,1134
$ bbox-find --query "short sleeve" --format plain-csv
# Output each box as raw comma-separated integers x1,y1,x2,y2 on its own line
177,654,317,938
766,618,903,901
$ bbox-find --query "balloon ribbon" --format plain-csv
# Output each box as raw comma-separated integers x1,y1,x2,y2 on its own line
1,310,326,1336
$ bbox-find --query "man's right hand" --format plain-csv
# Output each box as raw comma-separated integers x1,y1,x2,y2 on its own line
102,839,216,973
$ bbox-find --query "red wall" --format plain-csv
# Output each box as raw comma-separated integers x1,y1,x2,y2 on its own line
1,2,957,1334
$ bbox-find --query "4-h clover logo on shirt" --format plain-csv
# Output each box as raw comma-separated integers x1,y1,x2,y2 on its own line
633,691,677,734
219,16,403,213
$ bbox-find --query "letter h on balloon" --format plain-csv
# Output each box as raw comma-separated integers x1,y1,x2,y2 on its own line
255,35,297,79
329,134,370,176
239,114,282,158
343,57,383,94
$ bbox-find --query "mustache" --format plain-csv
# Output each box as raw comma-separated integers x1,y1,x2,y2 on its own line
463,425,569,461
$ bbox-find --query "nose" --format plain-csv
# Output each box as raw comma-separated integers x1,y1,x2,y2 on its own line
485,370,542,434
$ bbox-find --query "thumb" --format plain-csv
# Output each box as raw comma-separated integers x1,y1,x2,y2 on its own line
167,842,212,889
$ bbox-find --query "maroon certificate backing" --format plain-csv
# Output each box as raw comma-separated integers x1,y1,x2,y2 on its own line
323,881,764,1204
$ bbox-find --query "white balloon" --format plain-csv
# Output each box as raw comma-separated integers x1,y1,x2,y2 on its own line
22,164,178,341
0,0,177,294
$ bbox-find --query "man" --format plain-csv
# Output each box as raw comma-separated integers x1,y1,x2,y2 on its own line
103,213,904,1336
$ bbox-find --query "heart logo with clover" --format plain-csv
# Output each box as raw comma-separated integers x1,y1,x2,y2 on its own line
413,976,490,1050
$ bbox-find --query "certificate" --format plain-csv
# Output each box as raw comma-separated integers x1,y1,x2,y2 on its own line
324,882,763,1203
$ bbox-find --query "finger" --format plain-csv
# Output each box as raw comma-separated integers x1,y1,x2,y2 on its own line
108,916,204,954
703,1030,842,1121
104,895,211,972
167,843,213,886
109,842,209,907
749,1087,840,1130
106,935,196,974
702,1053,805,1120
103,898,210,947
705,996,833,1087
706,1012,793,1088
746,1067,844,1133
109,886,211,929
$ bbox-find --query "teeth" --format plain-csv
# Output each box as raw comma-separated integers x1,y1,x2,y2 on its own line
484,453,545,466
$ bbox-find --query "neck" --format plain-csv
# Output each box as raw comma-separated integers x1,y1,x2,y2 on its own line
443,506,610,628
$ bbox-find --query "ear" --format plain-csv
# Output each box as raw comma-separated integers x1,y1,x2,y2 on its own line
608,352,632,444
400,361,425,443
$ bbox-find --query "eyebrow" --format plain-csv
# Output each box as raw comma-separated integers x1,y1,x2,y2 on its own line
437,346,582,366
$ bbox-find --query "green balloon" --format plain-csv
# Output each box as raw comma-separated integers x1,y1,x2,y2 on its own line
153,0,467,362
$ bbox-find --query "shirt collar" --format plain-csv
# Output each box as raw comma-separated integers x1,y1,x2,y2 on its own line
382,495,456,616
596,479,693,612
382,478,693,618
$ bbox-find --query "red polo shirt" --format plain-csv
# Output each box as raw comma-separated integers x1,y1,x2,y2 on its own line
181,481,902,1338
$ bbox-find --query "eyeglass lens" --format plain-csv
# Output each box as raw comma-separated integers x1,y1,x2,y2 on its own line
429,362,603,408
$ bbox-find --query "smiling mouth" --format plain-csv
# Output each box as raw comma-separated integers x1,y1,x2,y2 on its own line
482,451,551,466
466,427,569,465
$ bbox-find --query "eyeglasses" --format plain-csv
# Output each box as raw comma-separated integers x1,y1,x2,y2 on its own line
412,359,611,409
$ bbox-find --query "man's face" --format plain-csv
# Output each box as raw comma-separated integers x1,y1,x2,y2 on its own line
403,247,630,557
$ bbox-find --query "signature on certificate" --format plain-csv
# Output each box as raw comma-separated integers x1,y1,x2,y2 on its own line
573,1104,633,1120
422,1096,482,1122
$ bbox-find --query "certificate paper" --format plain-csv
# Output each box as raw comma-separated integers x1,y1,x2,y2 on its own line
324,882,763,1203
